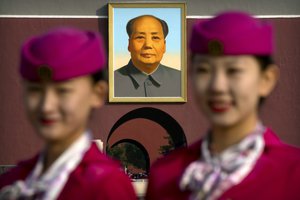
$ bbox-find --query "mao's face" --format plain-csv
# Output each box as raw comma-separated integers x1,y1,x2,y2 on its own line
128,16,166,71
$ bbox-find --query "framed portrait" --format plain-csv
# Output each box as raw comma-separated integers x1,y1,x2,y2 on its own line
108,3,187,102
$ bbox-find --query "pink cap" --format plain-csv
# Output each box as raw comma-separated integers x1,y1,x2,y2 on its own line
190,11,273,55
20,27,106,81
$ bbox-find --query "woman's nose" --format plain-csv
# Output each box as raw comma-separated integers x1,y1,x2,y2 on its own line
209,72,228,93
40,89,58,113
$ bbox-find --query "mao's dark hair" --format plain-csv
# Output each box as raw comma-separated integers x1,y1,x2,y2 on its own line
126,15,169,39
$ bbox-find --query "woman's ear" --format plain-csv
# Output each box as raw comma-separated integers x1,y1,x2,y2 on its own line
92,80,108,108
259,64,280,97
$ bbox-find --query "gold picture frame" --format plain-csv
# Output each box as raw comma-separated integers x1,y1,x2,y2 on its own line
108,2,187,102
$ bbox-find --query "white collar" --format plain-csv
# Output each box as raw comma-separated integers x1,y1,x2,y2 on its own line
27,131,92,199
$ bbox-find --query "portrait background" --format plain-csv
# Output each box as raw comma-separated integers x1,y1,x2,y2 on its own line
113,8,182,71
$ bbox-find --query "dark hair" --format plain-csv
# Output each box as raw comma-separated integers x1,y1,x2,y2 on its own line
91,68,107,84
254,56,274,106
255,56,274,71
126,15,169,39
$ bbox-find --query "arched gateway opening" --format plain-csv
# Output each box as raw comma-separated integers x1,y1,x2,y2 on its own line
106,107,187,177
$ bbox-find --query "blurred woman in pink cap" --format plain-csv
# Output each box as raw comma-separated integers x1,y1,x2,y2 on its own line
0,27,136,199
146,11,300,200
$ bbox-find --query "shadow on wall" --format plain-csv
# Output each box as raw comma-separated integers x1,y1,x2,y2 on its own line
106,107,187,176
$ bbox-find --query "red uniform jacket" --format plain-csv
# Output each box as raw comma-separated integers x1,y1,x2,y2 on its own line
146,128,300,200
0,143,136,200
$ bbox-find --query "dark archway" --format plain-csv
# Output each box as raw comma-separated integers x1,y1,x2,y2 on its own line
106,107,187,148
111,139,150,173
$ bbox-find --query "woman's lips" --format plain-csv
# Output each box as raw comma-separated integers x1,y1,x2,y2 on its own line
40,118,56,125
208,101,232,113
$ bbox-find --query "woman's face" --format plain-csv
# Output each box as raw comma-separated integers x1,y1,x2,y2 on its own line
23,76,105,143
191,55,276,128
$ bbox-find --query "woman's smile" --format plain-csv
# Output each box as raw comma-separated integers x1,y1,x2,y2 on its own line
208,100,233,113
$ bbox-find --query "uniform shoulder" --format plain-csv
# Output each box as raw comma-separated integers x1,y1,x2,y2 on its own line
0,155,38,189
268,143,300,163
146,141,201,200
264,128,300,163
151,140,201,175
65,144,136,199
81,143,124,175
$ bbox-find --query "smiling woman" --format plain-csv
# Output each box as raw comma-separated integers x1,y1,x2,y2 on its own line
192,55,272,131
23,76,99,143
146,11,300,200
0,27,136,200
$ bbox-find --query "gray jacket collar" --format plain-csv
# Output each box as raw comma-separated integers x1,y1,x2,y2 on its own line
126,60,163,88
